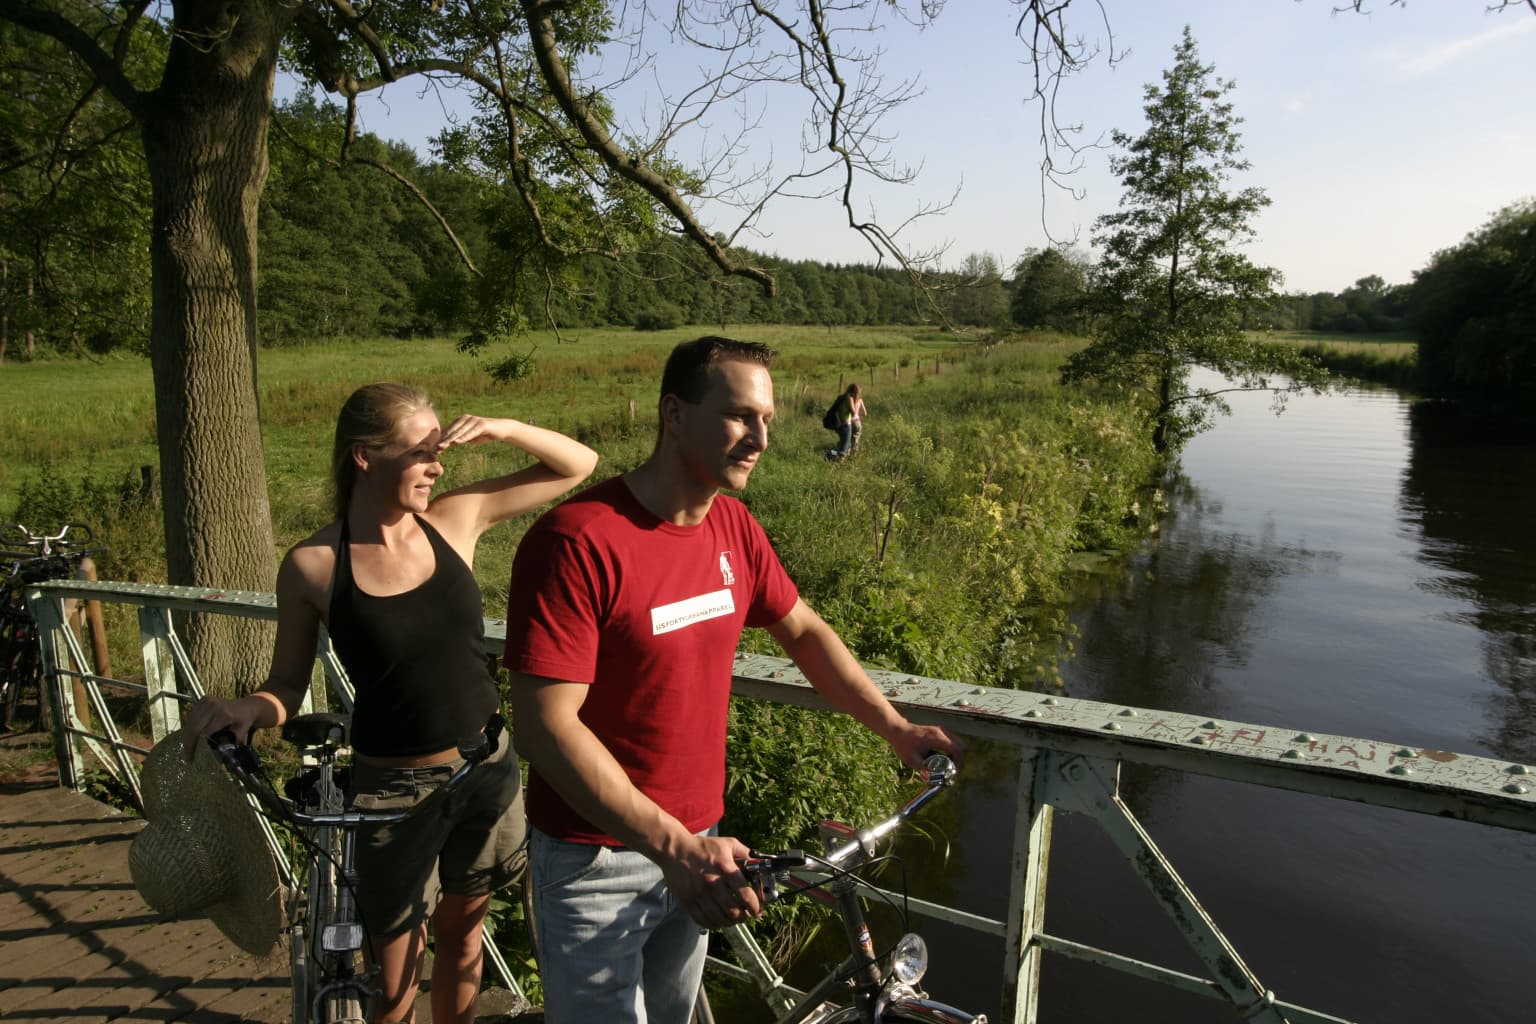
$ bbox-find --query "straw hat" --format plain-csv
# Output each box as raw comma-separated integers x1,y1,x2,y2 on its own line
128,729,283,957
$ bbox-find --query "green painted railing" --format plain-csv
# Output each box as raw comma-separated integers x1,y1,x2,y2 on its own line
26,578,1536,1024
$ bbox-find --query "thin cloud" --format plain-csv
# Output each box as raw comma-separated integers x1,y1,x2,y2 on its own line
1391,18,1536,77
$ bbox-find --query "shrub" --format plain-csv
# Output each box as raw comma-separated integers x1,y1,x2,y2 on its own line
634,306,682,331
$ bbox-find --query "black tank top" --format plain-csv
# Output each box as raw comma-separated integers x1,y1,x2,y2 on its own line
328,515,499,757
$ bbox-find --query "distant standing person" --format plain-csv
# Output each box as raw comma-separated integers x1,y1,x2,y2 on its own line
503,337,964,1023
827,382,863,461
849,384,868,452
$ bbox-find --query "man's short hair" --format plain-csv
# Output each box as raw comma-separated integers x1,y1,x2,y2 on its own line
660,336,777,405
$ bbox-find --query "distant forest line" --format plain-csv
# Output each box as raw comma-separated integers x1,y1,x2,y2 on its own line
2,96,1530,419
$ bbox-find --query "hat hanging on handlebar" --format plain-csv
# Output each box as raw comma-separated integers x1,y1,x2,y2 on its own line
128,729,283,958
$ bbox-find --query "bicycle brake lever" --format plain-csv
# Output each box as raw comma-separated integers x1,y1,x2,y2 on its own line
208,729,261,773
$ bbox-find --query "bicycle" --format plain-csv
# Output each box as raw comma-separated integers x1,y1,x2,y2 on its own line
1,521,102,730
736,753,987,1024
208,710,507,1024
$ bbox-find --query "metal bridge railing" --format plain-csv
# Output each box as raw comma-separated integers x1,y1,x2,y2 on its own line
26,578,1536,1024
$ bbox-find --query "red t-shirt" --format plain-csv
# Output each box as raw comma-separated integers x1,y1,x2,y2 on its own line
503,476,799,844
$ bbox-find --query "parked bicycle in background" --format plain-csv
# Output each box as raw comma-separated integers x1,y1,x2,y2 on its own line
1,521,107,730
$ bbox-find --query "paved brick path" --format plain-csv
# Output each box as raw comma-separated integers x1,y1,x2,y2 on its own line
0,748,539,1024
0,773,289,1023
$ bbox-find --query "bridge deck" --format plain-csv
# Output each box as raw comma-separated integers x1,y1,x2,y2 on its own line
0,770,289,1023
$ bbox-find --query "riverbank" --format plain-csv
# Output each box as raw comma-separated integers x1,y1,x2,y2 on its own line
1266,329,1418,390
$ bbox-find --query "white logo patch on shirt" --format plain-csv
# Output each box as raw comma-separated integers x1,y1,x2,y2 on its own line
651,588,736,635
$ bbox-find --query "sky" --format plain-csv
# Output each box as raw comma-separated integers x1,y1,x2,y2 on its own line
308,1,1536,296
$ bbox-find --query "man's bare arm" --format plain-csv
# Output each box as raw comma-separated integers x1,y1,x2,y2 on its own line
767,599,966,768
509,671,761,927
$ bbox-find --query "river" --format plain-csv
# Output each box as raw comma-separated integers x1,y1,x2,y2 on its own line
927,372,1536,1022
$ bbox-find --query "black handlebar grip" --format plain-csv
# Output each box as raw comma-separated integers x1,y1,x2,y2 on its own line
457,711,506,763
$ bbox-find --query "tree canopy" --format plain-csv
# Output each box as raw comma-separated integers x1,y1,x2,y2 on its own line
1062,26,1327,452
0,0,1102,689
0,8,161,361
1411,199,1536,415
1010,247,1089,332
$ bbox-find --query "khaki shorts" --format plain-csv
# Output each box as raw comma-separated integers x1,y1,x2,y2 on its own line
350,735,526,937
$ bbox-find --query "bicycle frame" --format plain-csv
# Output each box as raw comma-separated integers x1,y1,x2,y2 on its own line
2,522,100,731
748,755,988,1024
210,712,503,1024
292,731,371,1024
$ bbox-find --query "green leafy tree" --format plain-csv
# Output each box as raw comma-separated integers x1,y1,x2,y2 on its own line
947,252,1009,327
1410,198,1536,414
1010,246,1088,331
1062,26,1327,452
7,0,1077,690
0,11,159,361
259,95,488,342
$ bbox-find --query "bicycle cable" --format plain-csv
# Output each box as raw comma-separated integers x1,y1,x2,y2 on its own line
221,743,384,945
774,849,916,984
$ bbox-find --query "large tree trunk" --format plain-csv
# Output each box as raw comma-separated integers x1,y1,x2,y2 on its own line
24,273,34,358
138,2,294,696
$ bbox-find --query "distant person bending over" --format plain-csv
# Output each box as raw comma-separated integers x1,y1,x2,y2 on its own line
503,336,965,1024
181,382,598,1024
827,382,863,460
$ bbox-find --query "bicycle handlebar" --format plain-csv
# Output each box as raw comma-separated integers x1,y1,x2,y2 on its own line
822,752,956,871
743,752,958,887
1,522,96,555
207,712,505,829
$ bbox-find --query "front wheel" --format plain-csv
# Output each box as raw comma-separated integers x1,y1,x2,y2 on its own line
1,627,40,730
289,920,314,1024
879,997,988,1023
320,988,366,1024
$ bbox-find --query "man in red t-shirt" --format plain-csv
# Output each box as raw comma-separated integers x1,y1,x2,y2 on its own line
504,336,964,1024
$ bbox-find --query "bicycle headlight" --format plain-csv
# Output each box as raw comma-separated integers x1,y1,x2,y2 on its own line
891,932,928,985
321,921,365,953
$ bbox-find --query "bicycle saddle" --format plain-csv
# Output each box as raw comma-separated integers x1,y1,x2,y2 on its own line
281,711,351,749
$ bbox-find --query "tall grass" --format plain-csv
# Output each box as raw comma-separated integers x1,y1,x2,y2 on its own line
3,326,1155,680
1264,330,1418,391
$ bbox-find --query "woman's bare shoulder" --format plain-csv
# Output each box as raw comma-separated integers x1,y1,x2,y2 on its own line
282,523,341,593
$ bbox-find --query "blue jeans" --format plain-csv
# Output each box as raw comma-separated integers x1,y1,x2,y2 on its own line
530,826,708,1024
831,423,854,457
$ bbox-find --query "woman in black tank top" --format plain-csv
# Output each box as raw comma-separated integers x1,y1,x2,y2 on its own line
181,382,598,1024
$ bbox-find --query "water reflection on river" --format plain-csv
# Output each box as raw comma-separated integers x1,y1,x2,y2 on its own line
936,374,1536,1023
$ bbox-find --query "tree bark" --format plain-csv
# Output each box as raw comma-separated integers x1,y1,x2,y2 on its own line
137,1,294,695
24,272,34,358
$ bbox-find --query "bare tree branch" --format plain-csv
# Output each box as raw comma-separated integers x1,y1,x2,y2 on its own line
519,0,778,295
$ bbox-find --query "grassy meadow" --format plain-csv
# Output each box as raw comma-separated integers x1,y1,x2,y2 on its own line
2,325,1161,692
1265,329,1419,390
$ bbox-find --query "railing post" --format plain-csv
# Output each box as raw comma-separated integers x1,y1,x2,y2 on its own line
31,589,86,792
1001,746,1053,1024
140,605,182,742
